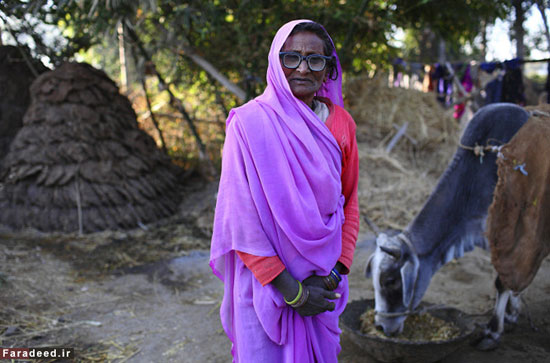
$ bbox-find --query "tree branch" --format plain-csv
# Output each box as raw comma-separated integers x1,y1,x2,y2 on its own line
140,77,168,155
177,46,246,102
128,34,168,155
536,1,550,53
124,24,208,160
0,13,39,77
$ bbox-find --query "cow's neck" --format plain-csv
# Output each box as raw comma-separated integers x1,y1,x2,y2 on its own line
407,149,492,270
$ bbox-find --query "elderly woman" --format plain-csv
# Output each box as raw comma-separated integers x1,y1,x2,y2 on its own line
210,19,359,362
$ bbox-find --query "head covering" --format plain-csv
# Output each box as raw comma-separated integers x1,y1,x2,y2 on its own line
260,19,343,109
209,20,348,361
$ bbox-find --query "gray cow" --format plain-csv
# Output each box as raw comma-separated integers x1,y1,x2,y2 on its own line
366,103,529,350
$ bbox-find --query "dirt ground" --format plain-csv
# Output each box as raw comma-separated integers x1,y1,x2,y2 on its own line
1,207,549,363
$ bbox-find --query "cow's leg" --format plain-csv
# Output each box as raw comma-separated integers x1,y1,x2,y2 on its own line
505,291,521,326
476,276,512,351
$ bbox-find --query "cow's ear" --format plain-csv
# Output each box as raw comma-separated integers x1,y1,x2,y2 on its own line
365,253,375,278
400,254,419,308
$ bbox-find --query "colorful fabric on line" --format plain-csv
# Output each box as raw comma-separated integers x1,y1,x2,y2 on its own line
453,65,473,119
210,19,348,363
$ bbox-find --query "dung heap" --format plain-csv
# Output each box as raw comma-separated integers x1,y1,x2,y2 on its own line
0,45,48,170
0,62,182,233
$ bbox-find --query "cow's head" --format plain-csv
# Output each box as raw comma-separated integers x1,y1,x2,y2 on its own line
365,233,420,336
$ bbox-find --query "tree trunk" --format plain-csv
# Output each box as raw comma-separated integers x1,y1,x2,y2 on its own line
480,19,488,61
513,0,526,60
417,28,437,64
118,22,129,93
537,1,550,103
341,0,369,67
536,1,550,52
438,37,446,64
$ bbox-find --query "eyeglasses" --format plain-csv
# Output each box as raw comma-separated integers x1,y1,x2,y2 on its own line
279,51,332,72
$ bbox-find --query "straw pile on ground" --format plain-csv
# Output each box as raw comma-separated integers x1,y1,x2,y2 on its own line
0,62,182,233
345,75,460,231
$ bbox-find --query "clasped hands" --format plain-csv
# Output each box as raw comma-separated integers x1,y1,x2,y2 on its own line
295,273,341,317
272,264,344,317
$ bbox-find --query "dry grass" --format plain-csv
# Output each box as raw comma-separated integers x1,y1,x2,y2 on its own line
359,308,461,341
0,232,178,362
344,75,461,230
0,237,136,362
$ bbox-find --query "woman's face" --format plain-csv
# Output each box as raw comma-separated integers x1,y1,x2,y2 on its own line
280,31,328,108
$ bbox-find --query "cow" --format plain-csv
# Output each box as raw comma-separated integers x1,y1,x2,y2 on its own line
365,102,531,350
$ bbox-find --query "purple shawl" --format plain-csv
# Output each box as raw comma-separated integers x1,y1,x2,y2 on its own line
210,19,348,362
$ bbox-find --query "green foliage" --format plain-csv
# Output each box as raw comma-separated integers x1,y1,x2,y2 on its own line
392,0,510,45
0,0,521,165
1,0,516,90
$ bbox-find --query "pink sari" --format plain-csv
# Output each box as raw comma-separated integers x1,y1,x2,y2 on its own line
210,19,347,362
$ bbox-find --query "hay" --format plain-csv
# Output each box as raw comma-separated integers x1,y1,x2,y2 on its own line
359,308,461,341
345,75,460,230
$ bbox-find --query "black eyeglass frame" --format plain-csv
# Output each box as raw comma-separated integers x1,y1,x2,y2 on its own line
279,51,333,72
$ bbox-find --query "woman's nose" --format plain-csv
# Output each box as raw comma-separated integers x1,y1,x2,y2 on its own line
296,59,309,73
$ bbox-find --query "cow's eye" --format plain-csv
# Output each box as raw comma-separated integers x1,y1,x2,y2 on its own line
383,276,401,289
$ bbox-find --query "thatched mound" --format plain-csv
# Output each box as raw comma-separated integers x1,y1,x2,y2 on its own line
0,62,182,233
0,46,48,169
345,75,460,230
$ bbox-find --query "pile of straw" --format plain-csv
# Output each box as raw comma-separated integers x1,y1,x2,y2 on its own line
345,75,461,231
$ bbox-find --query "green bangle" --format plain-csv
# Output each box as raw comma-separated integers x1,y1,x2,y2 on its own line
284,281,303,305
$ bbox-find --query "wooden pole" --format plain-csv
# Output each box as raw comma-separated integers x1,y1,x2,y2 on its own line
386,122,409,153
75,173,83,236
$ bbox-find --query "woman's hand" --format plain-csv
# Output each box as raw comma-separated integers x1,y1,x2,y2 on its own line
298,270,342,316
302,274,326,289
294,286,340,317
303,261,345,291
271,269,340,317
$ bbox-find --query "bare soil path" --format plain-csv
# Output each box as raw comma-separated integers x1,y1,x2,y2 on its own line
1,228,549,362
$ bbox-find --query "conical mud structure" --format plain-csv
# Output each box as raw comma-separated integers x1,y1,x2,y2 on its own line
0,45,47,170
0,62,182,233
